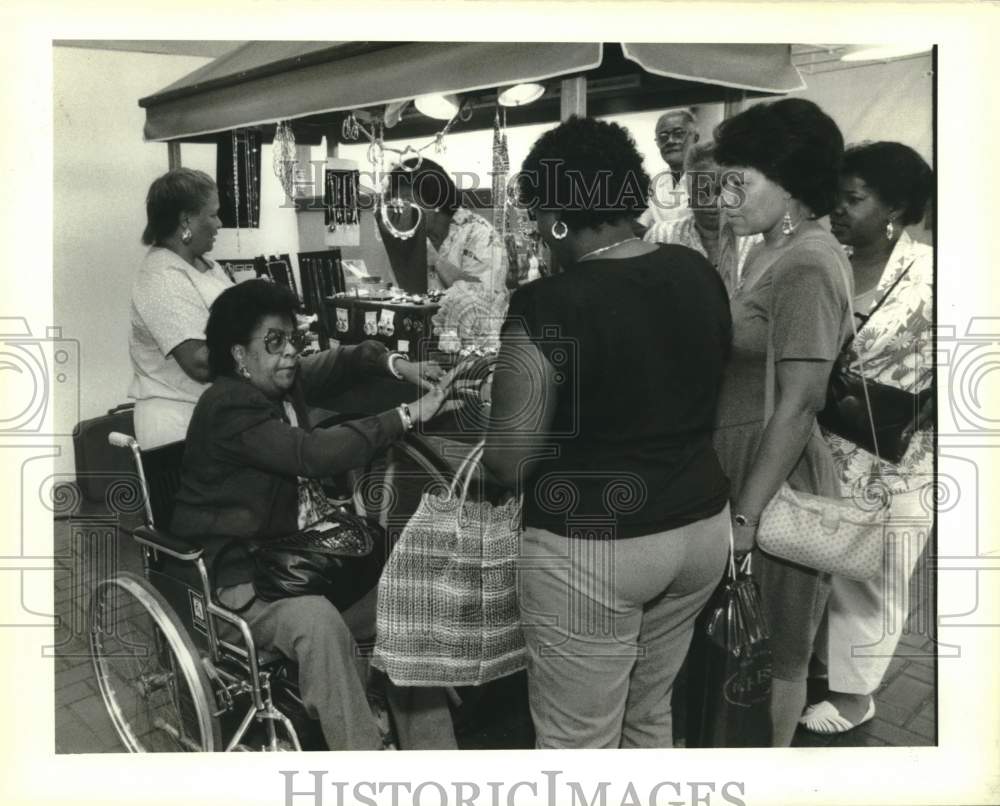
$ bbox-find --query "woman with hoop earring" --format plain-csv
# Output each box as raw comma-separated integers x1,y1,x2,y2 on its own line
482,116,733,748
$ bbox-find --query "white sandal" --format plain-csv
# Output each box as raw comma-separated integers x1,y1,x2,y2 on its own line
799,698,875,734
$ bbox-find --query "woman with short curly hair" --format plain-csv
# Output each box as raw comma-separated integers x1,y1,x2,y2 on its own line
802,142,936,735
483,116,733,748
710,98,853,745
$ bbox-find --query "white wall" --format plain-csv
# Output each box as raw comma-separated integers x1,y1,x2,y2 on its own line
54,46,212,474
54,46,324,476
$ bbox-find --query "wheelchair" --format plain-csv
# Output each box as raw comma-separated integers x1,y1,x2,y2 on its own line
88,428,464,752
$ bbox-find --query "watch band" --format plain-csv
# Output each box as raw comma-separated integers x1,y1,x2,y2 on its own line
733,513,759,528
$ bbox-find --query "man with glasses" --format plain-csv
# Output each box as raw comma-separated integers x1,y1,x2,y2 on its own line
634,109,700,237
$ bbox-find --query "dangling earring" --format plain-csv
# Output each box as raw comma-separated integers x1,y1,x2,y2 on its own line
238,365,251,379
551,220,568,240
181,226,193,245
885,219,895,240
781,210,794,236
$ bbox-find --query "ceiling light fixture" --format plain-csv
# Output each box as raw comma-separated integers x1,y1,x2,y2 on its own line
497,82,545,107
840,44,932,62
414,93,460,120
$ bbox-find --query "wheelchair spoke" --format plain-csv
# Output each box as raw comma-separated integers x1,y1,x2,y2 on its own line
90,573,220,752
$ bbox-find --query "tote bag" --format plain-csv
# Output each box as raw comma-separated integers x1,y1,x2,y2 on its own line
373,441,526,686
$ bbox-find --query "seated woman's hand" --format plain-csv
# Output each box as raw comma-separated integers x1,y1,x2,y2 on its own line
409,369,457,424
395,358,445,391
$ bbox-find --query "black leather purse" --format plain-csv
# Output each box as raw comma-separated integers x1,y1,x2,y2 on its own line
251,510,385,612
818,260,931,464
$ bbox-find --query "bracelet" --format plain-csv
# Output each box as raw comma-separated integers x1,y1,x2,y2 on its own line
397,403,413,431
387,352,406,380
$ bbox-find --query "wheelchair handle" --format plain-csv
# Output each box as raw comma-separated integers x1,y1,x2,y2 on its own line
107,432,155,526
108,431,137,449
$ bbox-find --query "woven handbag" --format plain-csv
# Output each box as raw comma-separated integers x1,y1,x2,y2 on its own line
756,244,887,582
372,440,526,686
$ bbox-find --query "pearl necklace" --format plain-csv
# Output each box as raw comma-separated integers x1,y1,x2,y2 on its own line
577,236,641,262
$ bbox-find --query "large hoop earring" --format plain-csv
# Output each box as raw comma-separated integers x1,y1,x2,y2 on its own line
885,219,895,240
181,226,193,245
551,220,568,240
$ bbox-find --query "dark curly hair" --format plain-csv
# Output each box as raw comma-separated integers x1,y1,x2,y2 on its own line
386,156,460,213
842,141,933,226
205,280,299,378
713,98,844,217
142,168,217,246
518,116,650,231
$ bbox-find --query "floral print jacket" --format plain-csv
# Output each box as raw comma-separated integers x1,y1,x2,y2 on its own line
824,232,934,495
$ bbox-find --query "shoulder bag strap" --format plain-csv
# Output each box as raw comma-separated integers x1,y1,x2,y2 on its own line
856,259,916,325
764,244,883,463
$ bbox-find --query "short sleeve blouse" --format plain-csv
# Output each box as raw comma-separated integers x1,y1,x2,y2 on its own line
128,247,233,404
715,230,852,430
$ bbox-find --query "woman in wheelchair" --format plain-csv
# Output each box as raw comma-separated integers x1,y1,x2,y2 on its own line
170,279,458,750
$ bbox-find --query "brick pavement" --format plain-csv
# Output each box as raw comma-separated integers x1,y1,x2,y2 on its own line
52,508,936,752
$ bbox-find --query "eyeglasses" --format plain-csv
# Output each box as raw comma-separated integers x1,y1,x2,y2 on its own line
654,128,692,145
255,328,308,355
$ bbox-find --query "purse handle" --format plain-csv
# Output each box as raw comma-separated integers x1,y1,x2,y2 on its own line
763,237,883,465
447,438,487,505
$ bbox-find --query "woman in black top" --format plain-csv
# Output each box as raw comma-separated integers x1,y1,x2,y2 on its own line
483,116,732,748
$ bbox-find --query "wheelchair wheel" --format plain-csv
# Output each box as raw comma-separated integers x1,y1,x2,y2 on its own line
90,572,221,752
351,434,457,531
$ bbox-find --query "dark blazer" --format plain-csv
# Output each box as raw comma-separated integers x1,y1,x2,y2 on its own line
171,341,405,584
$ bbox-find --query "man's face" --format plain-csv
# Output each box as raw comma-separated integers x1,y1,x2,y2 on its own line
654,114,698,170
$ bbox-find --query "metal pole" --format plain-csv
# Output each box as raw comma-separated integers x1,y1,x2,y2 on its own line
560,76,587,120
167,141,181,170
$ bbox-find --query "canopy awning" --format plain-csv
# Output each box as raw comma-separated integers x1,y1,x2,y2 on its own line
139,41,803,142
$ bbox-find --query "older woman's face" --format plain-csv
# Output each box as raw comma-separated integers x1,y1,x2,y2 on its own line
240,314,302,399
686,160,723,231
185,191,222,257
829,175,893,248
719,166,787,237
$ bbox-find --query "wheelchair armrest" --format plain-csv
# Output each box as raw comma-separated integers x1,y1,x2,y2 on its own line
133,525,204,562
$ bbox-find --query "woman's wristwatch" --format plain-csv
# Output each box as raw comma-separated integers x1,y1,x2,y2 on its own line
733,512,759,528
396,403,414,431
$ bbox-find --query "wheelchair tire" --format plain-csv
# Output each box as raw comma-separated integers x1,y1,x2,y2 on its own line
90,572,222,752
351,435,456,530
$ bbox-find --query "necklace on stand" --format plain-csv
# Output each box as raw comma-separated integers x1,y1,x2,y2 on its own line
577,236,641,262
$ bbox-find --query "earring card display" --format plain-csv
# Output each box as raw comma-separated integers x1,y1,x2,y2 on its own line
324,297,440,362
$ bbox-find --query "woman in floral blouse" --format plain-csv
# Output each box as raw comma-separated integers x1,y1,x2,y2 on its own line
802,142,935,734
